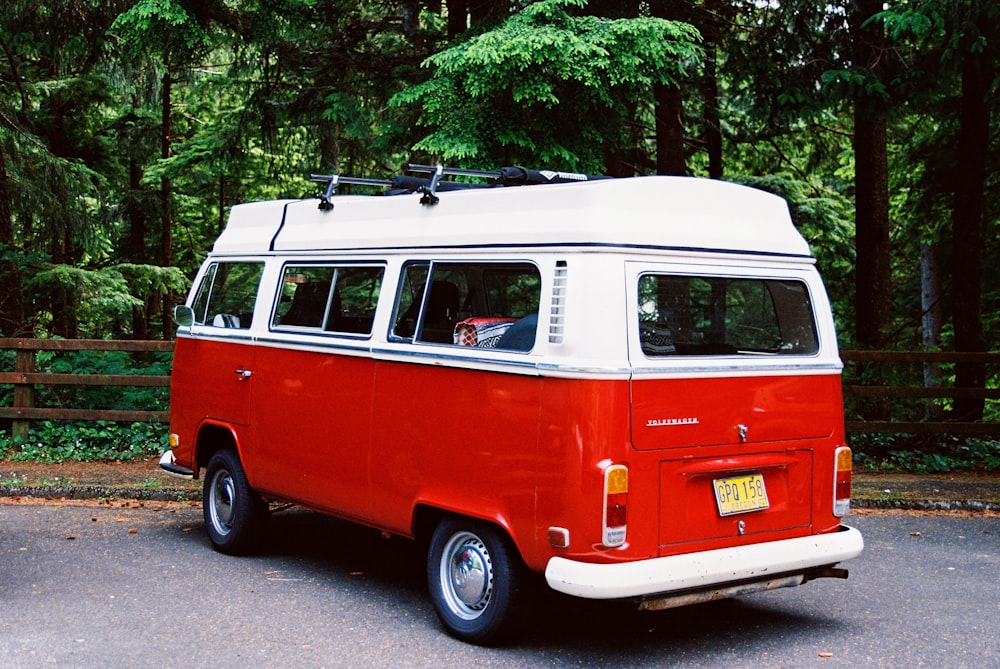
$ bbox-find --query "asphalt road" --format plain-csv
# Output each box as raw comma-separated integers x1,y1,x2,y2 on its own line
1,502,997,669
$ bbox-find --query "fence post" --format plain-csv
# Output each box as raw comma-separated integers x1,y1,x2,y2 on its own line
12,345,36,441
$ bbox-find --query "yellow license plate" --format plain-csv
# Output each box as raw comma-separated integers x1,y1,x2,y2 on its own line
713,474,769,516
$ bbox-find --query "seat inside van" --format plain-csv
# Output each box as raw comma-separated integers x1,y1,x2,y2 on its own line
417,280,460,343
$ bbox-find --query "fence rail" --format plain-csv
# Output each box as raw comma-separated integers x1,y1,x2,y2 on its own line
840,350,1000,435
0,338,172,439
2,340,999,438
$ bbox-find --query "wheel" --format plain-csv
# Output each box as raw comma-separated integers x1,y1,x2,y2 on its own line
203,449,265,555
427,517,527,645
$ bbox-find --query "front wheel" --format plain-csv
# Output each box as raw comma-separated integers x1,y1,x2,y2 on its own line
203,449,265,555
427,517,527,645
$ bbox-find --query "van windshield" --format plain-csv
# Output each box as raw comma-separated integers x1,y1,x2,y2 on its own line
191,261,264,329
638,274,818,356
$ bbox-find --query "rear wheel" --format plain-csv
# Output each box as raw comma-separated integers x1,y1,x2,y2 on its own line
427,517,527,645
203,449,265,555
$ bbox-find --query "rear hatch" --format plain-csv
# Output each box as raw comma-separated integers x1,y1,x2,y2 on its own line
631,375,836,451
630,374,842,551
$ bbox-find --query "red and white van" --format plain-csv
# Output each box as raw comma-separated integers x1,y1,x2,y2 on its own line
162,167,863,644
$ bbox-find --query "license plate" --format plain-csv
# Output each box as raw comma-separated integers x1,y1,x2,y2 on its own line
713,474,769,516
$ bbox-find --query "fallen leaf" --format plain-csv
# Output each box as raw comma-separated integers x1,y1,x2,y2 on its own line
128,528,138,534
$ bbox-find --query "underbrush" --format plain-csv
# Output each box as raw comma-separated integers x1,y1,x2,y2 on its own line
850,433,1000,473
0,421,166,463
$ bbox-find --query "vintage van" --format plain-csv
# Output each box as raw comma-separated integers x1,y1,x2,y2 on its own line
162,166,863,644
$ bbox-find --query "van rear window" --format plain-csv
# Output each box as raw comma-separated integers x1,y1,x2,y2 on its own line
638,274,818,356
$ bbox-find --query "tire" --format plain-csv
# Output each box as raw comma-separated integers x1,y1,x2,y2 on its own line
203,449,266,555
427,517,527,645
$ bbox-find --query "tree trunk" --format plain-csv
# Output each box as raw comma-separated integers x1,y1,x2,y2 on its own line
951,32,990,421
468,0,506,26
160,62,174,340
128,155,149,340
446,0,467,38
0,142,27,337
703,41,722,179
703,0,723,179
654,83,687,176
218,175,227,234
851,0,892,351
921,242,945,420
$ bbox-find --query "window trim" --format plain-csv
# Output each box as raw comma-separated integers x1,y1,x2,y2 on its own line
387,259,543,352
269,260,386,339
634,270,821,360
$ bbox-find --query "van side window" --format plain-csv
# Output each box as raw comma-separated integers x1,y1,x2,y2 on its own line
191,262,264,329
391,262,541,350
638,274,818,356
274,264,383,335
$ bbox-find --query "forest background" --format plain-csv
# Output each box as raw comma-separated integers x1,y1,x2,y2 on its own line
0,0,998,468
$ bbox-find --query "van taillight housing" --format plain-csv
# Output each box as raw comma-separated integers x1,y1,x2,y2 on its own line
603,464,628,547
833,446,852,517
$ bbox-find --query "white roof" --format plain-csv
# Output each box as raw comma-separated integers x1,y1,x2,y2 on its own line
211,176,812,258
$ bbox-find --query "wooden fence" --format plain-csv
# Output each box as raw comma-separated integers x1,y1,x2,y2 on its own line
0,338,172,440
1,339,998,438
840,350,1000,436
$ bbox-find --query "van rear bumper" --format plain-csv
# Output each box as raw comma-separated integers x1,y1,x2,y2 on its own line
545,524,863,600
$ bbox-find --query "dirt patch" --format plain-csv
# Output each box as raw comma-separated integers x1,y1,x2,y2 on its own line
0,457,200,502
854,471,1000,504
0,457,183,487
0,495,201,511
1,458,998,510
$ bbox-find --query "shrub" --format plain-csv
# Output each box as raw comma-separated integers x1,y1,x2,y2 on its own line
0,421,167,462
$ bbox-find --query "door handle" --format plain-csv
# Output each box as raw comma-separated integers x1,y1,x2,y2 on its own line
234,369,252,379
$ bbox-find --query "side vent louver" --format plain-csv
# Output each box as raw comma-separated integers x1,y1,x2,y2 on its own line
549,261,568,344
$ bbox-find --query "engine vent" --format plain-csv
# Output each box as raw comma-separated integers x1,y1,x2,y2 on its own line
548,261,568,344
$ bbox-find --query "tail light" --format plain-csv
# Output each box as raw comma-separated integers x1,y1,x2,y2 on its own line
833,446,852,517
603,464,628,547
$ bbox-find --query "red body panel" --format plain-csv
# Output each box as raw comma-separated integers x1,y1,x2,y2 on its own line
170,337,254,428
368,360,545,550
630,375,839,450
245,344,376,520
170,336,846,573
657,449,813,550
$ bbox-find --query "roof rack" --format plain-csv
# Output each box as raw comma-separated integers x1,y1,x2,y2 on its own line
310,164,607,211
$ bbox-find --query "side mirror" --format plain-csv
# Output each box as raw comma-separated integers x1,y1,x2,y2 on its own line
174,305,195,328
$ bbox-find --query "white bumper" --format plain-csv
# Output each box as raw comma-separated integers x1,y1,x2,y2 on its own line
545,525,863,600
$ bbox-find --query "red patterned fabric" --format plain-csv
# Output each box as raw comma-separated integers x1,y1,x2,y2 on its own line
454,317,517,347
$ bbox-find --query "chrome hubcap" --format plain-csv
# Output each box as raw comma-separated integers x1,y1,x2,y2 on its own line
441,532,493,620
210,470,235,535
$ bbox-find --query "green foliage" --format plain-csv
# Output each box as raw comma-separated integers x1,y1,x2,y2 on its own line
0,421,167,462
109,0,214,58
730,174,856,336
394,0,702,169
852,433,1000,473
